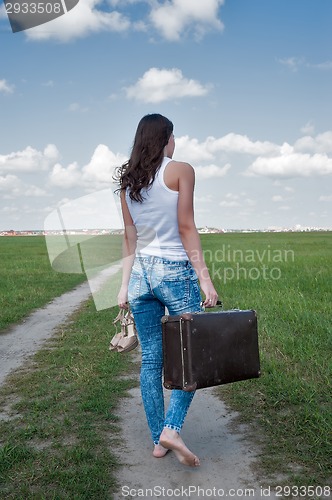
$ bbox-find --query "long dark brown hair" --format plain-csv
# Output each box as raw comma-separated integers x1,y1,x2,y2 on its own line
114,113,173,202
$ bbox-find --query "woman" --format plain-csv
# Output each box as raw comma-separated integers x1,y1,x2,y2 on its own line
116,113,218,467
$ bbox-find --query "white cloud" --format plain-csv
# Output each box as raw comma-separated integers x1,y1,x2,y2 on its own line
42,80,55,87
50,162,82,189
26,0,130,42
245,198,256,207
277,57,305,72
0,145,60,174
247,152,332,178
149,0,224,41
125,67,211,103
0,174,21,192
194,163,230,180
278,57,332,72
207,133,278,156
49,144,127,189
81,144,127,187
220,199,240,207
219,193,257,207
225,193,239,200
175,136,214,163
272,195,283,202
175,131,332,180
69,102,89,112
319,195,332,202
294,131,332,154
174,133,278,163
309,61,332,70
0,173,49,199
0,79,14,94
23,0,224,42
195,194,213,203
300,121,315,135
23,185,49,197
219,193,256,208
44,144,60,161
279,142,293,155
0,206,19,214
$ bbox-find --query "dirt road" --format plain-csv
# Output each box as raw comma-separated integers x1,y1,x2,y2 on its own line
0,282,92,387
0,280,277,500
112,350,277,500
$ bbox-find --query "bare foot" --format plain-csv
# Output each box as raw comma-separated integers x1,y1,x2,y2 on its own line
159,428,200,467
153,443,169,458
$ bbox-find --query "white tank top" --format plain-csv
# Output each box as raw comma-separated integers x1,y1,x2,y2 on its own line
125,157,188,260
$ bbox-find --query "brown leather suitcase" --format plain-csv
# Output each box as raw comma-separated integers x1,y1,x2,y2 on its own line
161,309,260,391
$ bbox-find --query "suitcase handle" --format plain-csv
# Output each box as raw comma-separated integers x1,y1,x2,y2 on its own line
200,300,223,310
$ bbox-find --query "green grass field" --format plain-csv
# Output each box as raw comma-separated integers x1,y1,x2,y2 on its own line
0,232,331,498
0,236,86,332
202,232,331,488
0,235,122,332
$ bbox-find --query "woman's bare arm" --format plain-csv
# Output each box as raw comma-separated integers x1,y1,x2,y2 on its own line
176,162,219,306
118,190,137,307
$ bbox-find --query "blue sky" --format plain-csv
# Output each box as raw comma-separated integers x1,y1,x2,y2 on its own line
1,0,331,231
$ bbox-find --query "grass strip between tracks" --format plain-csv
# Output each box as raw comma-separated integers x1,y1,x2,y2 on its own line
0,300,137,498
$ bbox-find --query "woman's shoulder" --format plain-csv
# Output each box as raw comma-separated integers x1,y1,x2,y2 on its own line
167,159,194,174
164,159,195,191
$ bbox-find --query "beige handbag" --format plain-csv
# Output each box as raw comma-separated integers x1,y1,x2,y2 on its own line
109,307,139,353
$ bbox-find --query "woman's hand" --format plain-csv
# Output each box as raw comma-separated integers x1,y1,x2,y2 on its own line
200,279,219,308
118,285,129,309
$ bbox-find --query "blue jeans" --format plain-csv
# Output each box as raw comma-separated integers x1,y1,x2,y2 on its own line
128,256,202,445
